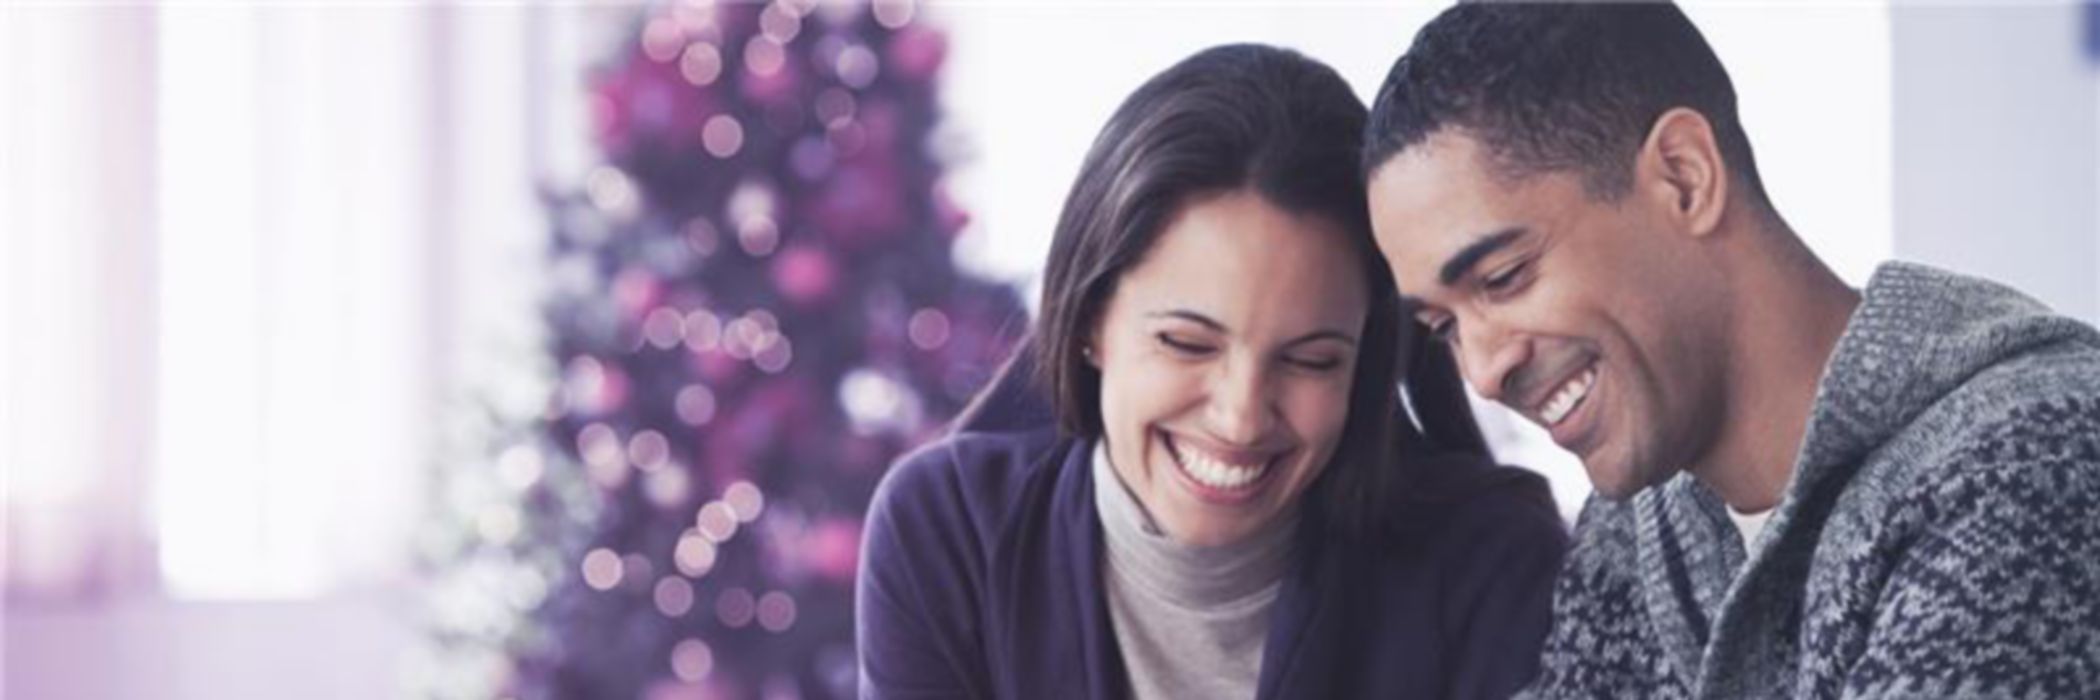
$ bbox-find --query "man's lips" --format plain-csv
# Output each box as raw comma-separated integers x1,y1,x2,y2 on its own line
1537,365,1597,427
1507,350,1601,428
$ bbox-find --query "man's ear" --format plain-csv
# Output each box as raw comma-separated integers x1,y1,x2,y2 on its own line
1638,107,1729,238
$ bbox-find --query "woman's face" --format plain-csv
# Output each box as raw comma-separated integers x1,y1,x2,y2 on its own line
1090,188,1368,548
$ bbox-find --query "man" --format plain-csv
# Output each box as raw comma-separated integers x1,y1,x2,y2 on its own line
1360,2,2100,698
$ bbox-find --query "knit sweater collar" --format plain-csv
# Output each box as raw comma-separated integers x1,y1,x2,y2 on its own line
1631,261,2100,691
1787,261,2096,502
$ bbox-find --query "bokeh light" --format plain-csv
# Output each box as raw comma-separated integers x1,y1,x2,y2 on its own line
744,36,787,76
715,587,756,628
496,445,544,491
702,114,745,158
578,422,630,489
585,166,642,220
673,530,718,578
757,591,798,632
628,429,671,472
674,384,718,426
738,217,781,257
753,336,793,374
643,307,687,349
645,466,692,509
581,548,625,591
680,42,724,86
642,17,687,62
683,217,722,257
696,501,738,542
907,308,950,350
872,0,915,29
835,44,878,88
671,638,715,682
682,309,723,353
724,480,765,522
654,576,696,617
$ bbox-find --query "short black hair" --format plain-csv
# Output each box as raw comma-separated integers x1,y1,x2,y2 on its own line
976,43,1486,534
1363,1,1767,206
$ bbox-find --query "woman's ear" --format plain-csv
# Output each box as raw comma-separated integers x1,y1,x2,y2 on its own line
1637,107,1729,239
1082,311,1111,370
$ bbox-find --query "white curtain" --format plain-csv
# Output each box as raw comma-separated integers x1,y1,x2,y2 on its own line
3,2,566,602
3,4,160,600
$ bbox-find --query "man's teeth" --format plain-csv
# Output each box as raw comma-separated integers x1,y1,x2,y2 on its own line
1178,446,1269,489
1540,367,1597,426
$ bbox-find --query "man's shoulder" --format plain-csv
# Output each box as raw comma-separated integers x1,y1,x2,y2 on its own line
1825,347,2100,698
1836,341,2100,563
1887,339,2100,475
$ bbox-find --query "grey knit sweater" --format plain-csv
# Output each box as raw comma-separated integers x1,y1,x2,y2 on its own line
1522,262,2100,699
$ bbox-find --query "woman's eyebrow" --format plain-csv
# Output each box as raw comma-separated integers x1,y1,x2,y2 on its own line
1284,330,1358,348
1145,309,1226,332
1148,309,1356,347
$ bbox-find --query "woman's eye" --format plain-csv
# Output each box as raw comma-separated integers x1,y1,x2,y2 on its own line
1156,333,1215,355
1286,356,1343,372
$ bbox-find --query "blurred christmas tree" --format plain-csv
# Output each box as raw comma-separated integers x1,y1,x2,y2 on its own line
419,1,1026,698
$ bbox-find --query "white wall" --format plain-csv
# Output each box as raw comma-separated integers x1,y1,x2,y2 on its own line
1891,2,2100,323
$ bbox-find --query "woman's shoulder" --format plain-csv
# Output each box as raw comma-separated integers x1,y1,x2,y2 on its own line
877,427,1069,497
868,427,1076,536
1368,452,1568,571
1416,457,1568,590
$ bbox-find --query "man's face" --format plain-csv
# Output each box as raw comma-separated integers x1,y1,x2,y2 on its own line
1366,130,1731,500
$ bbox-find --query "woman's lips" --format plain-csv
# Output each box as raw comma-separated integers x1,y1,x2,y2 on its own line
1160,431,1284,504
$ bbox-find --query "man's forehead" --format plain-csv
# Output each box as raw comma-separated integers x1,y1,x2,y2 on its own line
1371,168,1501,265
1381,128,1495,179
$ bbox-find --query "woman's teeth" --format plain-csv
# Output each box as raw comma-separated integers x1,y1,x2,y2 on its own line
1176,445,1269,489
1540,367,1597,426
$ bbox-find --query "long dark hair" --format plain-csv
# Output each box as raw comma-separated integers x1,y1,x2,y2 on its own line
955,44,1490,534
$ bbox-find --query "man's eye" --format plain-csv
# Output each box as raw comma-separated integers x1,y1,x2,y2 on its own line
1482,260,1531,294
1156,333,1215,355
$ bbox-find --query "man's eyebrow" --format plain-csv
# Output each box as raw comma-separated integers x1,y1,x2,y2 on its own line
1438,227,1529,287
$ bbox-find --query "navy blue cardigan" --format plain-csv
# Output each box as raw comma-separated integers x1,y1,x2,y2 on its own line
856,427,1565,699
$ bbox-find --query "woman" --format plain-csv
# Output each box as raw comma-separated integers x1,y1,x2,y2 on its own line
856,44,1565,699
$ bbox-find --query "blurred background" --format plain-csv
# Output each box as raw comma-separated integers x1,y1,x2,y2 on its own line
3,1,2096,698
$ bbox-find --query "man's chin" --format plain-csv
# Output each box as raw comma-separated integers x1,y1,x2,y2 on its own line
1583,459,1666,501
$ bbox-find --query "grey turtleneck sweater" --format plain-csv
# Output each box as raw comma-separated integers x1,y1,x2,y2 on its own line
1091,442,1293,700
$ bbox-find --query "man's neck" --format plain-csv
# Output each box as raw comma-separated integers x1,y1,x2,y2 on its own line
1691,221,1861,513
